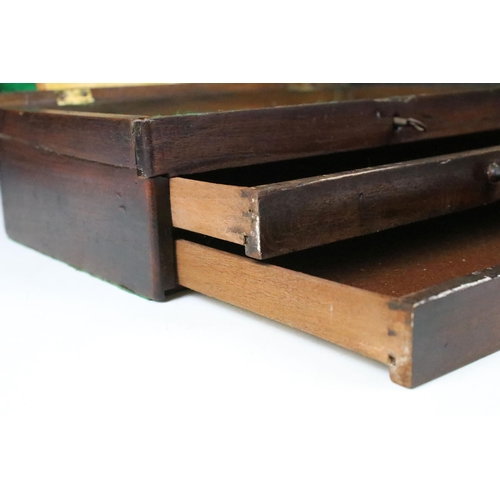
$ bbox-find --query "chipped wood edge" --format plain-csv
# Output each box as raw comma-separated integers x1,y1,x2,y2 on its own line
242,188,263,259
387,300,413,388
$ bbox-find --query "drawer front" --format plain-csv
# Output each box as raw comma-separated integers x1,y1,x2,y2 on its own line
171,146,500,259
176,204,500,387
410,268,500,387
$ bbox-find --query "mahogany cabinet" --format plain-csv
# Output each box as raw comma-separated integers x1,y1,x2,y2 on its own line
2,83,500,386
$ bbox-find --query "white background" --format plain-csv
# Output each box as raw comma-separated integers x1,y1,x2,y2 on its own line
1,185,500,499
2,5,500,496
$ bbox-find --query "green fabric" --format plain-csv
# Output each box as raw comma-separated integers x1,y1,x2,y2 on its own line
0,83,37,93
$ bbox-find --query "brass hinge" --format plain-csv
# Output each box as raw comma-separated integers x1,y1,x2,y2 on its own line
56,88,94,106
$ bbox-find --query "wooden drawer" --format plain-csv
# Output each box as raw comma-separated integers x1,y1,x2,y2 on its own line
171,139,500,259
3,84,500,300
176,203,500,387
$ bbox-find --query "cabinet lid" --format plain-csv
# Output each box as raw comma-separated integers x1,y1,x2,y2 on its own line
1,83,500,178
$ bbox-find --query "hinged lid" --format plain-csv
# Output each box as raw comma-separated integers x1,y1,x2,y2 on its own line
1,84,500,178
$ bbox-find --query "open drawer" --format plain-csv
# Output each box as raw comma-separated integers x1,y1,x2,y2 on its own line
171,135,500,259
176,203,500,387
3,84,500,301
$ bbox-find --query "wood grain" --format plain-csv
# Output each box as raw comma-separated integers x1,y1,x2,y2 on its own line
253,145,500,258
171,146,500,259
0,84,289,110
2,83,486,110
2,84,499,178
146,175,177,298
176,239,410,372
271,203,500,297
0,109,139,169
47,84,494,116
405,267,500,387
145,87,500,177
176,204,500,387
170,178,252,245
0,138,176,300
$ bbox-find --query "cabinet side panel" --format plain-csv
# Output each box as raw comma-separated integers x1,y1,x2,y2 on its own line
148,176,177,294
411,269,500,387
0,139,175,300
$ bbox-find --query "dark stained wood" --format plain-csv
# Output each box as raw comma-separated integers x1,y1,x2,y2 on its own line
0,109,139,168
147,175,177,295
144,87,500,177
0,84,289,110
252,146,500,258
133,119,153,177
88,83,286,106
171,145,500,259
0,138,176,300
1,84,499,178
60,85,347,115
406,267,500,388
271,203,500,297
1,84,484,113
54,84,489,116
0,89,60,108
190,129,500,186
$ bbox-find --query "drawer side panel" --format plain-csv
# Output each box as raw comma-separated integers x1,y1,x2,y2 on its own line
176,239,408,366
170,178,252,245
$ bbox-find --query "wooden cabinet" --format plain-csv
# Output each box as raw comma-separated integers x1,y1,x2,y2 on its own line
2,83,500,386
